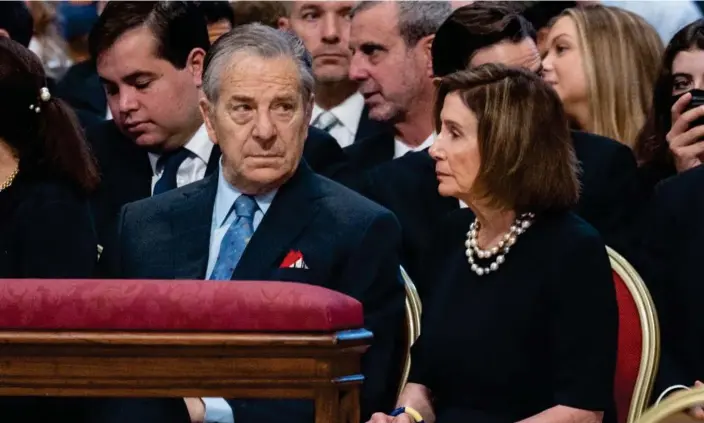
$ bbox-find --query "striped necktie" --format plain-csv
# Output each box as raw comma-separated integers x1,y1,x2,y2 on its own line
313,111,340,133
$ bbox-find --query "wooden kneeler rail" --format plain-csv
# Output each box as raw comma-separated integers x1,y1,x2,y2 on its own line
0,329,371,423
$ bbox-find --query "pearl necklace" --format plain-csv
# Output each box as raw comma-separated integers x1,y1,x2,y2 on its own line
464,212,535,276
0,165,18,192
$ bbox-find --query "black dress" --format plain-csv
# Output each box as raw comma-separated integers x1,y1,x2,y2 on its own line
0,170,97,278
408,209,618,423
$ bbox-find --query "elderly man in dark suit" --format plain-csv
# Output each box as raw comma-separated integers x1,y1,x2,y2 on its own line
103,24,405,423
87,1,348,246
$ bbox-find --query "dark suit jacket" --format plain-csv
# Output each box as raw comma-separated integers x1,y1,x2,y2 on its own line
0,172,97,278
354,105,390,143
55,60,107,118
635,165,704,396
343,127,395,171
87,120,347,245
354,130,642,292
104,163,405,423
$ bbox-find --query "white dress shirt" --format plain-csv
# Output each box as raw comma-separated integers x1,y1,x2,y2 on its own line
147,124,214,194
311,92,365,148
394,132,435,159
202,161,277,423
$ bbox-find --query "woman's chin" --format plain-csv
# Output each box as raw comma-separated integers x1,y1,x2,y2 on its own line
436,184,458,198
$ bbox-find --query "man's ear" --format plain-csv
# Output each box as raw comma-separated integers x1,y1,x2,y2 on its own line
199,95,218,145
0,29,10,39
304,93,314,125
278,17,291,30
186,47,207,88
419,34,436,78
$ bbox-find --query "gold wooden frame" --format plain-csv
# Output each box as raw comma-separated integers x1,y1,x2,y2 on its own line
399,266,422,394
607,246,661,423
637,385,704,423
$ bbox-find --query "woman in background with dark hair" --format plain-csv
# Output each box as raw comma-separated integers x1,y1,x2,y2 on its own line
0,36,99,278
635,19,704,195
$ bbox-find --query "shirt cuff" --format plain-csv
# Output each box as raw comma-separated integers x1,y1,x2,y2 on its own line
202,397,234,423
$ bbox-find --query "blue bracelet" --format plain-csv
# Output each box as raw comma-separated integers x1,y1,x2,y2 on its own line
390,406,425,423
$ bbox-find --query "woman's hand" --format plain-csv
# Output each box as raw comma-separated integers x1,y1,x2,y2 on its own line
667,93,704,172
367,412,413,423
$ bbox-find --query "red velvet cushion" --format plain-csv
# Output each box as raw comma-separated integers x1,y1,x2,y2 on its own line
612,270,643,423
0,279,364,332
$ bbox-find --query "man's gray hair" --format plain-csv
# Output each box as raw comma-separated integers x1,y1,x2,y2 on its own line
351,1,452,46
202,23,314,104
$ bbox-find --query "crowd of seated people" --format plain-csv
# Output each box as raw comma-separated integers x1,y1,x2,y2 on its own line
2,1,704,423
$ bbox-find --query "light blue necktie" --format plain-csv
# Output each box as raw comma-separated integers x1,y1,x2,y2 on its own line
209,195,258,280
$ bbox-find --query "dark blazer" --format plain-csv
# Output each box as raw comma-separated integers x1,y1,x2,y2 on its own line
87,120,347,245
343,128,395,171
55,60,107,118
354,105,390,143
355,130,643,292
104,162,405,423
636,165,704,396
0,172,97,278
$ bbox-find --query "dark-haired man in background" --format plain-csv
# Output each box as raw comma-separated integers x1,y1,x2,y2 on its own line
197,1,235,43
0,1,34,47
361,2,643,290
87,1,347,248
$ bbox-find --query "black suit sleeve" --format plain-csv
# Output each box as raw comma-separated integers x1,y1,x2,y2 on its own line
637,182,690,394
98,203,128,279
336,211,406,420
548,231,618,411
584,143,643,258
16,194,98,278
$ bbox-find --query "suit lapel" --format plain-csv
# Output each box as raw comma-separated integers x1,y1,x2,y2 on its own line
205,145,222,176
354,105,390,143
169,175,218,279
104,123,153,202
231,162,324,280
371,133,395,164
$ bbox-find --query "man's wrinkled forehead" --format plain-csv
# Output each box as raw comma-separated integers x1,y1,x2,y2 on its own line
220,54,303,100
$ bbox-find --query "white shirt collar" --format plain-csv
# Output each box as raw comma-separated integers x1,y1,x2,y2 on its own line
394,132,436,159
311,92,365,135
147,124,213,175
213,160,277,228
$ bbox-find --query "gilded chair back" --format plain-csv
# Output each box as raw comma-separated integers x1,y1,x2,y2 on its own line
637,385,704,423
608,246,660,423
399,266,422,394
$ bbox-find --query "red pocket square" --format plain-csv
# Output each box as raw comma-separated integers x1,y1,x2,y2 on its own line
280,250,306,269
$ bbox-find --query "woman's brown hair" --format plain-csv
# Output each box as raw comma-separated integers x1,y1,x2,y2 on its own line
434,64,579,212
0,37,99,193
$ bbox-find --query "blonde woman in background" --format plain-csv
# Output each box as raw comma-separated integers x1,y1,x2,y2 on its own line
542,5,663,149
26,1,72,80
